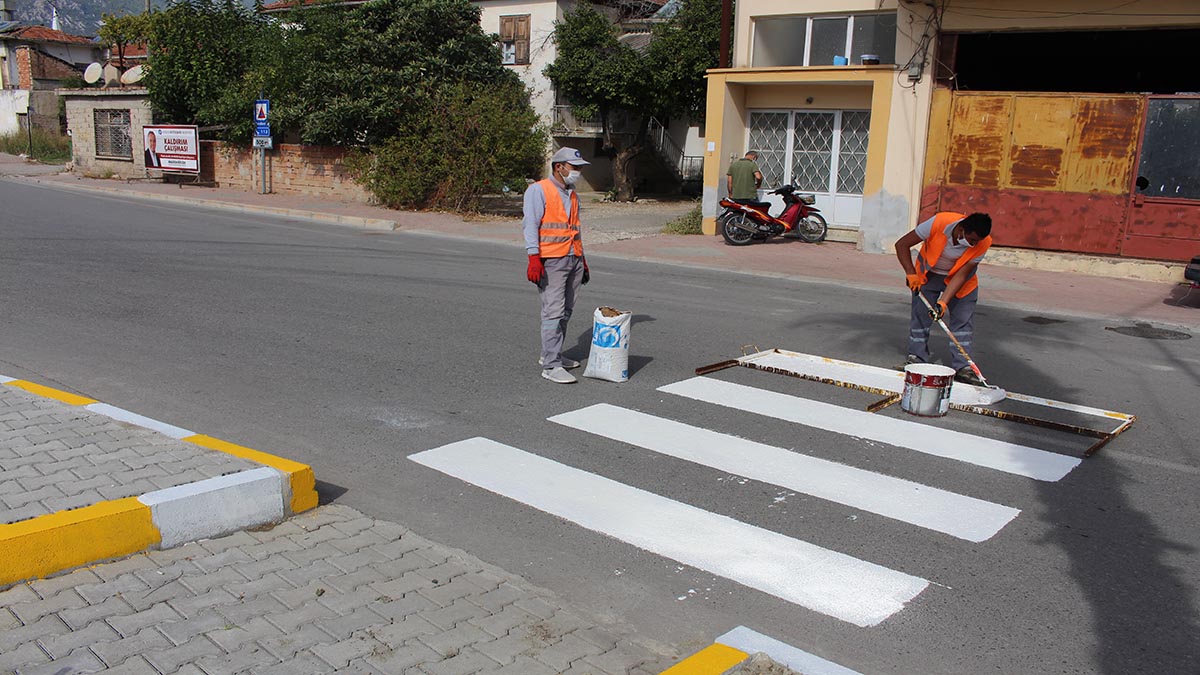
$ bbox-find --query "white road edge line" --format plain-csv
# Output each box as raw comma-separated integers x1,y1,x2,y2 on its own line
717,626,865,675
85,402,195,439
410,437,929,627
660,377,1081,482
549,404,1020,542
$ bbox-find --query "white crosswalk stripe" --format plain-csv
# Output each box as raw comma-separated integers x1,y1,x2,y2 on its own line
409,370,1081,627
659,376,1081,482
410,437,930,628
548,403,1020,542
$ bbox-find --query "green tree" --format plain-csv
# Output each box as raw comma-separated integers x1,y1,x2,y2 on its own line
145,0,263,127
545,0,720,201
98,12,152,69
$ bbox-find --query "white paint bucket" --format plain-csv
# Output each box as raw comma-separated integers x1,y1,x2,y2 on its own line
900,363,955,417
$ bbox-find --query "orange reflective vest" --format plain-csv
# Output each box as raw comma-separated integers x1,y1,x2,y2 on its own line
915,212,991,298
537,179,583,258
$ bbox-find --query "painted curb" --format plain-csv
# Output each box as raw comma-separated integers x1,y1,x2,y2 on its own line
4,175,399,231
658,626,866,675
0,376,318,587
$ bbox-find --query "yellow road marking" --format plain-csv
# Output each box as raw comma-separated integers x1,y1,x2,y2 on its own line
658,643,749,675
183,434,318,513
0,498,159,586
5,380,97,406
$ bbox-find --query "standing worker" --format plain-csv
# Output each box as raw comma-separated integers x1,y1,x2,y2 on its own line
726,151,763,203
894,212,993,386
523,147,592,384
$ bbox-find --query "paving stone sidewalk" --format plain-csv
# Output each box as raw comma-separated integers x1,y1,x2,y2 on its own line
0,503,674,675
0,381,676,674
0,385,258,526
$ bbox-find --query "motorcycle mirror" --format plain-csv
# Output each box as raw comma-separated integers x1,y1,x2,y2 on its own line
1135,176,1149,191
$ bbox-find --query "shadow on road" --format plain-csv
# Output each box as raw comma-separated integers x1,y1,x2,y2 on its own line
795,307,1200,674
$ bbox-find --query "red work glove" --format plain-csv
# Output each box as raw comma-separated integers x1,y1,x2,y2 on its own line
929,299,948,321
906,273,922,291
581,257,590,285
526,254,544,284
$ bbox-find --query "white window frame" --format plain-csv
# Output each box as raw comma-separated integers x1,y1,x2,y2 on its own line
746,108,870,196
752,12,894,67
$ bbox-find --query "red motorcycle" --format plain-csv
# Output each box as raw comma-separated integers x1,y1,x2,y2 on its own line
718,183,828,246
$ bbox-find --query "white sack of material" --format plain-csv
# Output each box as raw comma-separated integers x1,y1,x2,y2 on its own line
583,306,632,383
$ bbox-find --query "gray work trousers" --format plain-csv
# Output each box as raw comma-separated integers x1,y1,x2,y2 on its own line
908,273,978,371
538,255,583,369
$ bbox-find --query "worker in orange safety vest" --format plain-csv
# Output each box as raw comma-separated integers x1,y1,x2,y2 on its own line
894,211,993,385
522,147,592,384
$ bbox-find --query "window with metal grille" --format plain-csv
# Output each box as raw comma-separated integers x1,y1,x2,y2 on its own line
749,109,870,194
94,109,132,159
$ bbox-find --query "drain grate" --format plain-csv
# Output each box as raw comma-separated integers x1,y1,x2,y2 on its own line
1105,323,1192,340
1023,316,1066,325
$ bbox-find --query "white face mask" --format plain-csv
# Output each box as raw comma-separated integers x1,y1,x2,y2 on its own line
563,169,581,185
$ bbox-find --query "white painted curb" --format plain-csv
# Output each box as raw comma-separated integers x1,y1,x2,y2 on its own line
139,467,286,548
717,626,865,675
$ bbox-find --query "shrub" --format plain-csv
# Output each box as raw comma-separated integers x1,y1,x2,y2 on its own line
661,205,703,235
348,80,546,211
0,128,72,164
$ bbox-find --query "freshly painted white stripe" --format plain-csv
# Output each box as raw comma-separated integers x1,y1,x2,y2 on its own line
0,375,15,383
660,377,1080,482
85,403,195,439
745,349,1132,425
411,438,928,627
549,404,1019,542
717,626,864,675
139,467,285,548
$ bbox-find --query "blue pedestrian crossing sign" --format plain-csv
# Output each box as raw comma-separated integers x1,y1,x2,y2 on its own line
254,99,270,137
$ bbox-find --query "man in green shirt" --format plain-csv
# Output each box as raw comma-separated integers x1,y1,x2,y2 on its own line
726,151,764,203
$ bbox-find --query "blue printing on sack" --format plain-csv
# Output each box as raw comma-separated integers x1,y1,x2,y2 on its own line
593,323,623,349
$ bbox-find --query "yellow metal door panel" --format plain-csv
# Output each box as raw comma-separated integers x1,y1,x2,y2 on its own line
923,88,953,188
1065,96,1141,195
946,95,1011,188
1007,96,1073,190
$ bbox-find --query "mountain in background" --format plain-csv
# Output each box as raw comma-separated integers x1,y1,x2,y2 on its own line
10,0,256,37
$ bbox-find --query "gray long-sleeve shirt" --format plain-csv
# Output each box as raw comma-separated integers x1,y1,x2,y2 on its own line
522,177,581,256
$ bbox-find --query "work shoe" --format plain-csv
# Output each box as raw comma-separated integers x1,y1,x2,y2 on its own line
541,367,578,384
955,366,986,387
894,354,924,371
538,356,580,369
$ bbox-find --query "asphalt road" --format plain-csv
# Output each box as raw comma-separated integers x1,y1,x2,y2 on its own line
2,179,1198,674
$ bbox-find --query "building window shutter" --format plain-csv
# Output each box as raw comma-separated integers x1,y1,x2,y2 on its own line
515,15,530,65
500,14,531,66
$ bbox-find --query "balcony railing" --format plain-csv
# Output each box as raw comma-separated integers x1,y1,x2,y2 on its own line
551,105,641,137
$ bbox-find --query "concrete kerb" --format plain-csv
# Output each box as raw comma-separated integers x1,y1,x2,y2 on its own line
0,374,318,588
3,174,400,231
661,626,864,675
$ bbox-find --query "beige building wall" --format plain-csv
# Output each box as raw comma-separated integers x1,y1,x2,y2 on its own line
703,0,926,251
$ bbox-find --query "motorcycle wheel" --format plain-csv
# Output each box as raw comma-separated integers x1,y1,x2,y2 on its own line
721,213,756,246
796,213,828,243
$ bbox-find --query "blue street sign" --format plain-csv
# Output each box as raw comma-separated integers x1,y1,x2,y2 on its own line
254,99,270,136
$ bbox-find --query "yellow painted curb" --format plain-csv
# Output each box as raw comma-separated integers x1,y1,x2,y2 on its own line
183,435,318,514
5,380,97,406
659,643,749,675
0,497,160,586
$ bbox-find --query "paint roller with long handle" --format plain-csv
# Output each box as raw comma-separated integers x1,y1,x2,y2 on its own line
915,292,1007,404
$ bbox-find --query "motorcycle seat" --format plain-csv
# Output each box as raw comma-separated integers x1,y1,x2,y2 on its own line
734,200,772,209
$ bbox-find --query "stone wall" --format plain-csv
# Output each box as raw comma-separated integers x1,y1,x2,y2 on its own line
200,141,370,202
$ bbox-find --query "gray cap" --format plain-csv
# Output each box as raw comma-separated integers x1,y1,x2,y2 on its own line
550,146,590,166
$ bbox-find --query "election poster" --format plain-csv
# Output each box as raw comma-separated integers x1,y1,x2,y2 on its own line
142,125,199,174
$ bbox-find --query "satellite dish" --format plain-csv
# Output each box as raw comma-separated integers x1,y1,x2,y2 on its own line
83,63,102,84
102,64,121,87
120,65,144,84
